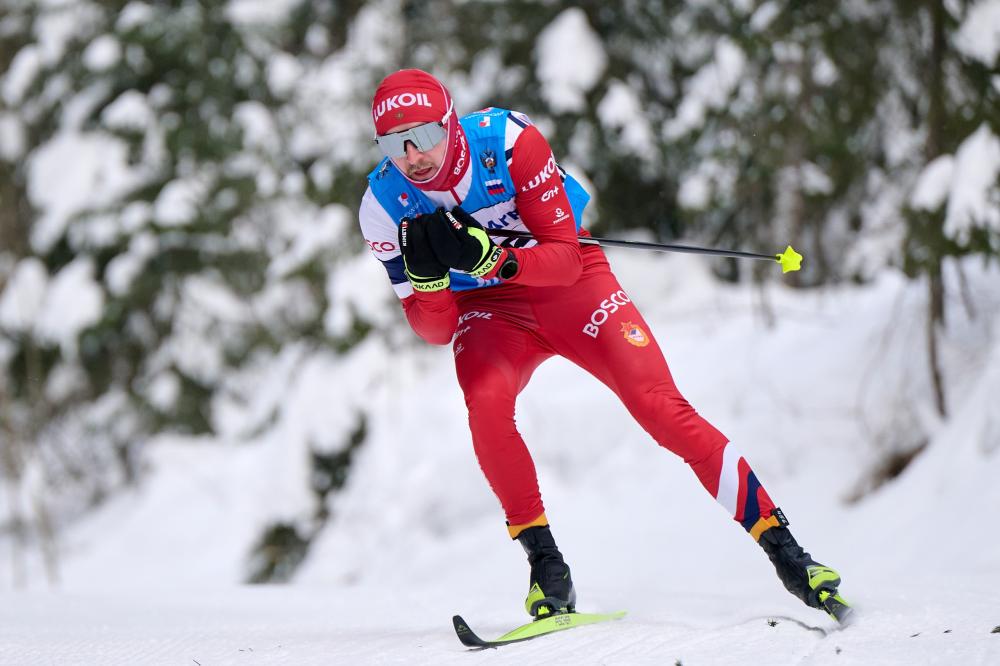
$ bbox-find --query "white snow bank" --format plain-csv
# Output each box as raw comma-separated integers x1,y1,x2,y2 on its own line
4,242,1000,666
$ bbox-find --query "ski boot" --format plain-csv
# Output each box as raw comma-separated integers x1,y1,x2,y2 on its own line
516,525,577,619
759,525,852,623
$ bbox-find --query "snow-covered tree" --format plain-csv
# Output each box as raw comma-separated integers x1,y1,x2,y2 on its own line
2,0,997,586
0,0,389,582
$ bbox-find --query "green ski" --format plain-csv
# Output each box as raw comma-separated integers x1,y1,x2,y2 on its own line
452,610,627,649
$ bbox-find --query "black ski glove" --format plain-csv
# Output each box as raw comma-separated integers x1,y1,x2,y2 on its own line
424,206,508,279
398,216,450,292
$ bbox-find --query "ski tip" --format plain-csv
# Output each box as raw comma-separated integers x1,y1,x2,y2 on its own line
452,615,490,649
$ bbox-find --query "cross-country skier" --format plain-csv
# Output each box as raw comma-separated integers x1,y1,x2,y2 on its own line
358,68,851,622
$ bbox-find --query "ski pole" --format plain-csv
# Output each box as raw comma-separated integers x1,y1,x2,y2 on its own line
487,229,803,273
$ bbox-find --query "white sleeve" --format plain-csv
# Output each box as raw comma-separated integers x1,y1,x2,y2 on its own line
359,187,413,299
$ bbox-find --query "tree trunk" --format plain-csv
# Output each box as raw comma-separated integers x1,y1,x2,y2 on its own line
0,12,32,262
924,0,948,418
927,272,947,417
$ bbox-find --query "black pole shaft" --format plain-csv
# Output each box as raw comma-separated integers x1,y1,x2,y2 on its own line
487,228,776,262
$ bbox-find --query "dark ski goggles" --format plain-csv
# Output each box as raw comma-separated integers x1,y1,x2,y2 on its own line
374,101,454,159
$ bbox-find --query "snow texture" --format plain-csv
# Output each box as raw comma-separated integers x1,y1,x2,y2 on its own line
101,90,155,132
1,45,41,105
115,2,155,31
27,132,143,252
0,112,26,160
33,256,104,357
911,154,955,211
0,258,49,332
664,38,746,139
81,34,121,71
597,80,657,161
226,0,303,26
0,256,103,356
535,8,607,114
750,2,781,32
678,159,737,210
943,124,1000,242
954,0,1000,65
4,254,1000,665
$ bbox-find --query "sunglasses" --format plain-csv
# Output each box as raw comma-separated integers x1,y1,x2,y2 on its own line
374,100,454,159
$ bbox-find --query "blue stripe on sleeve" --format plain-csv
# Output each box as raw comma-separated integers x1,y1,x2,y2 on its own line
740,472,763,532
384,255,407,284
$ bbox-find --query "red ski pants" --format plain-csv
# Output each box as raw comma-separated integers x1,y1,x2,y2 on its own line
452,264,777,538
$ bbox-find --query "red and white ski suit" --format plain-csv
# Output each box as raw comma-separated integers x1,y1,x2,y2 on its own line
360,116,780,540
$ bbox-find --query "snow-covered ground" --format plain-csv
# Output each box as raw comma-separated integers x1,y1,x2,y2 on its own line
3,578,997,665
3,249,999,664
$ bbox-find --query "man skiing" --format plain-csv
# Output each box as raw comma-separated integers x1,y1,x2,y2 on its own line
358,68,850,623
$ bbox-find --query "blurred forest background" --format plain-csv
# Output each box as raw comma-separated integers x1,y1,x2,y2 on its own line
0,0,998,586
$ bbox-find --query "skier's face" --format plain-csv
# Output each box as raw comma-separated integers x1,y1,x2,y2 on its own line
385,121,448,181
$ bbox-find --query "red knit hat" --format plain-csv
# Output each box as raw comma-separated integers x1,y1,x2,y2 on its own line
372,69,453,135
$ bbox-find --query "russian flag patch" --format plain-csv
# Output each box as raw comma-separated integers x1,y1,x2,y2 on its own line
485,179,505,195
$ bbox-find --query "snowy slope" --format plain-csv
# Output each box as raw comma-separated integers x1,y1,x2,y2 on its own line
3,251,999,664
2,582,997,665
